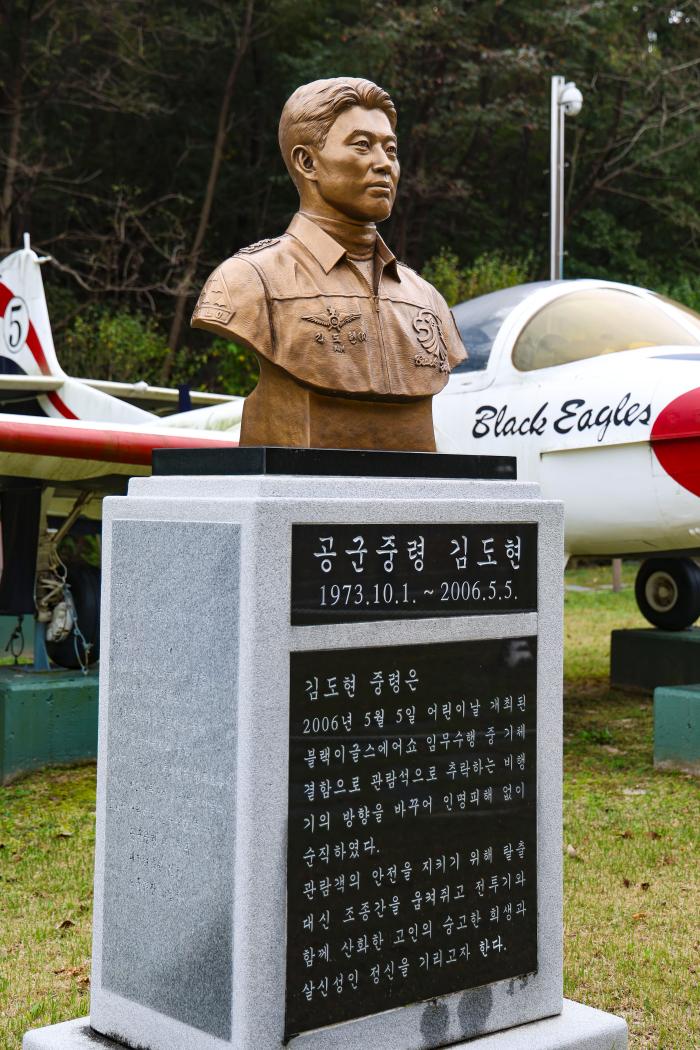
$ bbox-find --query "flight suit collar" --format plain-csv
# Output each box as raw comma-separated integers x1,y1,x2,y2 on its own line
286,212,401,282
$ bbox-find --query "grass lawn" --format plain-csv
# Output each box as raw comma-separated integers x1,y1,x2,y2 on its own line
1,561,698,1049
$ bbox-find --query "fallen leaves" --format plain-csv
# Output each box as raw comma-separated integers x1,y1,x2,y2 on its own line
55,919,75,931
53,962,90,988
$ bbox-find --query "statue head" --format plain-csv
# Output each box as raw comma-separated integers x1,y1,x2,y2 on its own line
279,77,399,223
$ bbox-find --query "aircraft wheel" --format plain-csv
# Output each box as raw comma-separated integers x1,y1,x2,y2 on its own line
635,557,700,630
46,561,101,669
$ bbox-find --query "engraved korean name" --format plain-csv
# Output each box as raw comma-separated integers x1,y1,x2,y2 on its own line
291,523,537,625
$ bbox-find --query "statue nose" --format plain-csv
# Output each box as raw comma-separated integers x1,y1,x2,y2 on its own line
372,151,392,173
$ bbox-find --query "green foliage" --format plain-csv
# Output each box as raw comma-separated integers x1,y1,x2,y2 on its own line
4,0,700,351
420,249,463,308
59,535,101,569
566,210,657,287
57,305,258,396
657,276,700,315
422,248,534,307
174,337,259,397
61,309,167,384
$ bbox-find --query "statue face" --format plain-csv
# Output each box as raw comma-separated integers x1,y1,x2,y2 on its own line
309,105,400,222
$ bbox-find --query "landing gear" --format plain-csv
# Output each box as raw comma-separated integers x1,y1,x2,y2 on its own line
45,560,101,669
34,489,100,670
635,557,700,630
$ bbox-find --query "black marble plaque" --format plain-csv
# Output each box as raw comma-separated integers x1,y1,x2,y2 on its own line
291,523,537,625
285,637,538,1039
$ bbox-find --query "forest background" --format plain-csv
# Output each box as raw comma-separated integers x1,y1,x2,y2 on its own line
1,0,699,395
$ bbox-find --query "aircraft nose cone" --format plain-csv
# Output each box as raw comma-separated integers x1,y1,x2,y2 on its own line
651,386,700,497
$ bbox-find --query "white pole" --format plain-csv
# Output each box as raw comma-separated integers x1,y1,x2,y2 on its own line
550,77,583,281
550,75,565,281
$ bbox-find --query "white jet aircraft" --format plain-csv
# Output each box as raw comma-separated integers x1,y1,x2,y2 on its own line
4,241,700,666
0,237,243,668
434,279,700,630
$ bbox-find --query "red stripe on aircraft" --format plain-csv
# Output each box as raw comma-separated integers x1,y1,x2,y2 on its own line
0,420,238,466
46,390,78,419
0,282,51,374
0,280,77,418
651,387,700,497
25,324,52,375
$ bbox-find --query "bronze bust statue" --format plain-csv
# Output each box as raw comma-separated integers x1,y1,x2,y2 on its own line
191,77,466,452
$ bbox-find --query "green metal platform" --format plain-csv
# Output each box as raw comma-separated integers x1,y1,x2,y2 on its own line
0,615,34,659
610,627,700,693
653,683,700,776
0,667,98,784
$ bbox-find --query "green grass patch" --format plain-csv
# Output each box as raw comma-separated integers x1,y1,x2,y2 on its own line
0,768,95,1048
563,562,699,1048
1,560,698,1048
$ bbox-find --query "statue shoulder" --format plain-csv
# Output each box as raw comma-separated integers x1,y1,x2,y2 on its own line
396,261,458,313
191,253,271,339
234,236,283,256
395,260,440,298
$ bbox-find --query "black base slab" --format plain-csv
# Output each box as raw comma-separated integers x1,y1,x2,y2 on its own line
611,627,700,692
152,446,516,481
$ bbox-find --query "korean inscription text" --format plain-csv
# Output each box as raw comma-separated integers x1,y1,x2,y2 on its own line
285,637,538,1037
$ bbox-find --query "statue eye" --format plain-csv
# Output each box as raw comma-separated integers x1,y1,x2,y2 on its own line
354,138,370,150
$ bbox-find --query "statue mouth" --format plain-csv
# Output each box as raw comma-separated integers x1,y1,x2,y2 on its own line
367,183,392,196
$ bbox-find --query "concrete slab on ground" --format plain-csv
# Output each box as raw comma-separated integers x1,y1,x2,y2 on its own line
610,627,700,692
654,683,700,775
0,666,98,784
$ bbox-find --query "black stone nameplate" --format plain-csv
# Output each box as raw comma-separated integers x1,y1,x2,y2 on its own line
152,445,516,481
291,523,537,625
285,637,538,1039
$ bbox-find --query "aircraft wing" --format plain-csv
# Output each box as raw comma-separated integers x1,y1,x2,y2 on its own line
0,412,239,491
76,378,238,416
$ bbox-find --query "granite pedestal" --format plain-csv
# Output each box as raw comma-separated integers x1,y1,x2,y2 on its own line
24,450,626,1050
24,999,628,1050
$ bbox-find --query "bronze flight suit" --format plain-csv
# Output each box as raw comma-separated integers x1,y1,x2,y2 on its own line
191,212,466,451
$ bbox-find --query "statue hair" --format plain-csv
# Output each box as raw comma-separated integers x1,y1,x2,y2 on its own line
279,77,397,188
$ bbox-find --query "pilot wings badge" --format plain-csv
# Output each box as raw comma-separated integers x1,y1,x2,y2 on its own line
301,306,363,353
413,308,449,373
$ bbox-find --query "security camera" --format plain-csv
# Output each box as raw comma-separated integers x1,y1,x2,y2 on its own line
559,82,583,117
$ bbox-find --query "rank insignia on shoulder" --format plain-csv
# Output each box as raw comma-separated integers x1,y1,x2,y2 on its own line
236,237,281,255
193,270,235,325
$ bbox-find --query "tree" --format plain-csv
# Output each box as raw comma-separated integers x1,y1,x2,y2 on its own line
2,0,699,395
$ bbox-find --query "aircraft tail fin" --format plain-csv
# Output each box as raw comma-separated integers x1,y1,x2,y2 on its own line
0,235,65,378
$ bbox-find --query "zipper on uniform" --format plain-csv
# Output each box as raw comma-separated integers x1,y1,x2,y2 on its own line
372,294,392,394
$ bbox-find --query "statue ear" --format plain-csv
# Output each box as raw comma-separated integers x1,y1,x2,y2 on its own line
291,145,317,182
